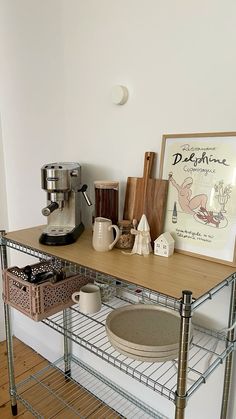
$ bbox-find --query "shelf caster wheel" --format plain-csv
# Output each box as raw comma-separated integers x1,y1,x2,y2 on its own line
65,369,71,381
11,404,18,416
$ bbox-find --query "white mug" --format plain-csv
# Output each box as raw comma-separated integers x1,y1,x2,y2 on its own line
92,217,120,252
71,284,101,314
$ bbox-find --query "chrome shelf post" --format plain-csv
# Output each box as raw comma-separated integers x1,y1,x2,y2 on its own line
63,308,72,378
175,290,193,419
0,230,17,415
221,276,236,419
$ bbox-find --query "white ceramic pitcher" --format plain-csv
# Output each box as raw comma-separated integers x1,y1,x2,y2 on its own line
92,217,120,252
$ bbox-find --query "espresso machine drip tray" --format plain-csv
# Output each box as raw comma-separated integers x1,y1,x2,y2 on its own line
45,226,75,236
39,224,85,246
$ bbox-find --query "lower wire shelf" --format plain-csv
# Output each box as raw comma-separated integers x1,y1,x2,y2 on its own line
43,297,235,403
15,355,167,419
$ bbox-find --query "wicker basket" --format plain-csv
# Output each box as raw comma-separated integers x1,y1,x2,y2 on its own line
3,262,92,321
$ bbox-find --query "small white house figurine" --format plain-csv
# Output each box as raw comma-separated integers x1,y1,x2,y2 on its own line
154,232,175,257
131,214,152,256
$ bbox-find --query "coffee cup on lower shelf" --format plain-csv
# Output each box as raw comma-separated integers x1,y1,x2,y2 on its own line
71,284,102,314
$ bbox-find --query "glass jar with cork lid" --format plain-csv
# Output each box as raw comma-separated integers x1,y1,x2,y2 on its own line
94,181,119,225
115,220,135,249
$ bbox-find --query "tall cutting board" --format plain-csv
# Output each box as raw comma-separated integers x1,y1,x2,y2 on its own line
123,152,169,242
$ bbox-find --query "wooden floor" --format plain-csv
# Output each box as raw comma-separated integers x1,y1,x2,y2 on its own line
0,338,120,419
0,337,48,418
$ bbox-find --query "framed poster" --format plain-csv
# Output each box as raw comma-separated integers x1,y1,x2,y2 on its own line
160,132,236,266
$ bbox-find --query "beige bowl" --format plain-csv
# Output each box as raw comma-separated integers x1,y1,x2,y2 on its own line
107,334,180,362
106,328,179,358
105,304,190,353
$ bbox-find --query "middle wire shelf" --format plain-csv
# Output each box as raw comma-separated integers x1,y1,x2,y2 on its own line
43,296,234,403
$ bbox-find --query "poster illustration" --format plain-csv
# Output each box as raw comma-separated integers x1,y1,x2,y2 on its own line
160,133,236,265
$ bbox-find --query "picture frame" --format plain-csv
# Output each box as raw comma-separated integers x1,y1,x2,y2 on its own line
159,132,236,266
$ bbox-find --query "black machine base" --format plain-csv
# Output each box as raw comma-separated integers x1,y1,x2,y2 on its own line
39,223,84,246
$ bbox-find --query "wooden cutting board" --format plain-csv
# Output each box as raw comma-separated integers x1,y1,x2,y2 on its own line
123,151,169,242
145,176,169,242
123,152,155,222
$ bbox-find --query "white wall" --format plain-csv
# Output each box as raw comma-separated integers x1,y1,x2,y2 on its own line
0,0,66,229
0,1,236,418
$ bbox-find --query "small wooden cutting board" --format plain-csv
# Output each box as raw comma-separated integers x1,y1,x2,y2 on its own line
123,152,155,222
145,177,169,242
123,151,168,242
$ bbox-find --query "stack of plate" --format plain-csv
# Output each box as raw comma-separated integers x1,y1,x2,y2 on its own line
105,304,190,362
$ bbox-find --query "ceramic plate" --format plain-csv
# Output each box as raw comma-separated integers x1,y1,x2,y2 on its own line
107,335,179,362
106,329,179,358
105,304,184,352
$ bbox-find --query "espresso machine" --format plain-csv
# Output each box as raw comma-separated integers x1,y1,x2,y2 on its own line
39,162,92,245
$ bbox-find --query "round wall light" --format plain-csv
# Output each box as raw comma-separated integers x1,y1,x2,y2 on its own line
111,85,129,105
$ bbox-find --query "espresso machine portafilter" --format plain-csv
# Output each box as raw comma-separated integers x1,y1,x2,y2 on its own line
39,162,92,245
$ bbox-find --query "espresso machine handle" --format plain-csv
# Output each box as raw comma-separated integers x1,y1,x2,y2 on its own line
78,184,92,206
42,202,59,216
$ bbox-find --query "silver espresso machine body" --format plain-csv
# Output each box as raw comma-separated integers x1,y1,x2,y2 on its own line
39,162,91,245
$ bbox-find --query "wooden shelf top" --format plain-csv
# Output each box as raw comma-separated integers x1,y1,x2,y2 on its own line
5,226,236,301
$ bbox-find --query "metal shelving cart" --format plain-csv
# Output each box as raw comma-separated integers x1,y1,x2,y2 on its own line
1,226,236,419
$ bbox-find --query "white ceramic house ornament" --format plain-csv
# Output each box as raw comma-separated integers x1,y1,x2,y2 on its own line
131,214,152,256
154,232,175,257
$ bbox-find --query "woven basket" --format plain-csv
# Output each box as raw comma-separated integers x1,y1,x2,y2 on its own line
3,262,92,321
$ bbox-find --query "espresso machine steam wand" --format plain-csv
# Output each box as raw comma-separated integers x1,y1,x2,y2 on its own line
39,162,92,245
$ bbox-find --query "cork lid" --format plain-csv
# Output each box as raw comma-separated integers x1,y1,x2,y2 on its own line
118,220,133,228
94,180,119,189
